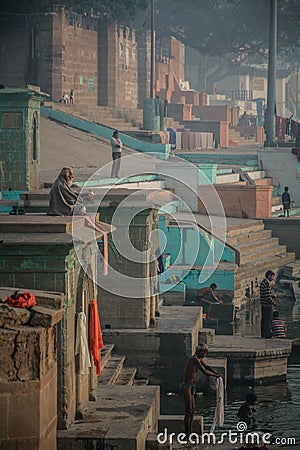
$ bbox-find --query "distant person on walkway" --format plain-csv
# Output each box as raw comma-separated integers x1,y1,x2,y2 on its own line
240,111,249,126
237,393,257,426
48,167,92,216
195,283,222,319
155,95,161,116
282,186,291,217
260,270,276,338
70,88,75,104
181,344,221,438
271,311,287,338
111,131,123,178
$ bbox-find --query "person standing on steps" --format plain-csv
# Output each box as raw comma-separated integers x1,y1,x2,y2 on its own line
282,186,291,217
111,130,123,178
181,344,221,438
260,270,276,338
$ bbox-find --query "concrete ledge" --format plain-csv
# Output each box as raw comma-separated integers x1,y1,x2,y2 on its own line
158,414,204,435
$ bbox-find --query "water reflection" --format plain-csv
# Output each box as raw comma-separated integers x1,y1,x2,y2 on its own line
161,294,300,443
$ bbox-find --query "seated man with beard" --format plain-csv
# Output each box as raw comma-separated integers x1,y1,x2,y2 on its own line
47,167,92,216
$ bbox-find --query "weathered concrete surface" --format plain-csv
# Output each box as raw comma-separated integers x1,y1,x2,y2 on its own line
209,335,291,384
0,287,64,310
264,218,300,259
158,414,204,435
57,385,160,450
196,357,227,393
0,304,31,328
103,306,203,389
29,305,63,327
0,289,63,450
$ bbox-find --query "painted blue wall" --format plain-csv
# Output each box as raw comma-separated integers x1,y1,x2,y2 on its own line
158,215,235,291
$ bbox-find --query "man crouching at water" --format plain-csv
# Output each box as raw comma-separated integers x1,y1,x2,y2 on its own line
182,344,221,438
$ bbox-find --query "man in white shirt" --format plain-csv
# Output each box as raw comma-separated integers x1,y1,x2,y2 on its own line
111,130,123,178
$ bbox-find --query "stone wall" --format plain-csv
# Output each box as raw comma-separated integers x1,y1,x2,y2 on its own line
52,8,98,104
0,88,45,191
137,30,151,108
0,289,63,450
0,226,99,430
98,22,138,109
98,207,159,329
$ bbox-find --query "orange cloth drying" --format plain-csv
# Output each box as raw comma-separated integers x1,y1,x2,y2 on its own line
89,299,104,376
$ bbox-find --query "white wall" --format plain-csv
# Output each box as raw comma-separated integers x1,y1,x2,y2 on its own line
258,148,300,202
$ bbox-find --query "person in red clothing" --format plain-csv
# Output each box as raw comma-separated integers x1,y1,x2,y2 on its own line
181,344,221,438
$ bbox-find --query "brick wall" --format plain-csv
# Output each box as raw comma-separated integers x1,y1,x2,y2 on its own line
52,8,98,104
98,22,138,109
137,30,151,108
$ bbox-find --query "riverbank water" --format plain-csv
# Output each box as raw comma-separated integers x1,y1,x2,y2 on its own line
161,292,300,446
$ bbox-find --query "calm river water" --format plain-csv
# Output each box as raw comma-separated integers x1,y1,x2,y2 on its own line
161,292,300,446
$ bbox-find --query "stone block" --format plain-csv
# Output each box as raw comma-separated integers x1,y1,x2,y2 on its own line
146,432,171,450
198,328,215,345
34,291,64,310
29,305,63,327
0,304,31,328
158,415,204,436
0,394,8,440
7,385,40,439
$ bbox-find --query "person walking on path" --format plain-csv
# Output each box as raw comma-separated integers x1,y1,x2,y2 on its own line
282,186,291,217
260,270,276,338
271,311,287,338
181,344,221,438
110,130,123,178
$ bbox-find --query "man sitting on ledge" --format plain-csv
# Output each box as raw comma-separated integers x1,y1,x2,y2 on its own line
47,167,92,216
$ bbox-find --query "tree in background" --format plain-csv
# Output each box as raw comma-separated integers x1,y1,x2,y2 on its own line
1,0,148,21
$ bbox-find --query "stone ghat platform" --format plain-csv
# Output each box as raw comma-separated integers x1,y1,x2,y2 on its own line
57,385,159,450
208,335,292,384
103,306,207,390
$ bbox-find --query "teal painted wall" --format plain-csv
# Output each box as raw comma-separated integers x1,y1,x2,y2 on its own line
158,215,235,292
41,106,170,159
177,153,258,167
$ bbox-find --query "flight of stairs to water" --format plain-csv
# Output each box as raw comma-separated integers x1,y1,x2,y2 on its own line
99,344,147,386
226,220,295,306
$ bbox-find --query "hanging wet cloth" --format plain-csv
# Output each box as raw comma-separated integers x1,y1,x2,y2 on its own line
89,299,104,376
75,312,91,375
210,377,224,433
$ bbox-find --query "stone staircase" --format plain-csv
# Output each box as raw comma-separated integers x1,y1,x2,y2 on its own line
226,220,295,306
49,102,143,131
99,344,147,386
228,127,257,146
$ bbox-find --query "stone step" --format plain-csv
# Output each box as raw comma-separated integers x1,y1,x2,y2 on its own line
239,244,288,267
237,236,280,255
235,252,295,287
227,229,272,246
100,344,115,371
115,367,137,385
198,327,215,345
226,220,265,238
134,378,149,386
98,355,125,385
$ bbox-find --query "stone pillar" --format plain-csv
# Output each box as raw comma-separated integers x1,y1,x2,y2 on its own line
0,290,64,450
0,86,47,190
